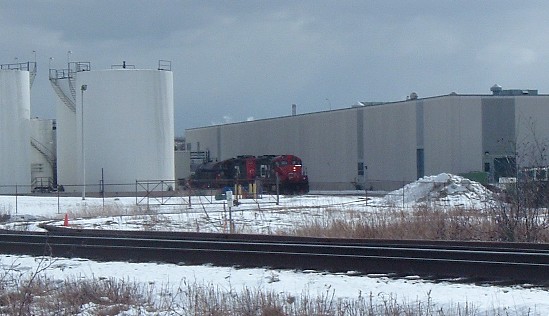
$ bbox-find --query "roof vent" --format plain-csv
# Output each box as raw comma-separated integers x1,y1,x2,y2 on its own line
490,84,502,95
409,92,418,100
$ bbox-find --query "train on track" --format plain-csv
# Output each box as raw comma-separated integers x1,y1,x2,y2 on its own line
189,154,309,194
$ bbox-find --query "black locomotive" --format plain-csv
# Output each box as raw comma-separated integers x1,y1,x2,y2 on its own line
190,154,309,194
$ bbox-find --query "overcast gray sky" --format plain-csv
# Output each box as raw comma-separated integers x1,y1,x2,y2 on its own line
2,1,549,136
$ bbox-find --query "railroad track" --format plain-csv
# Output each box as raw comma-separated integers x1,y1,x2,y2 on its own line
1,226,548,285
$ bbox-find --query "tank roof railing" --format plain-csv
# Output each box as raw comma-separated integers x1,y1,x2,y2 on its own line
158,60,171,71
111,61,136,69
1,61,36,72
48,62,90,80
1,62,37,87
69,62,91,73
49,68,70,80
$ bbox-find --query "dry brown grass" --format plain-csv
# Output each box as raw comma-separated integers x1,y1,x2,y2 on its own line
0,253,491,315
0,205,10,223
281,205,549,243
66,204,145,219
0,276,153,315
0,274,503,316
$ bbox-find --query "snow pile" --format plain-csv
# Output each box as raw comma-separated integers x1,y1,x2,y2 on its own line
382,173,494,208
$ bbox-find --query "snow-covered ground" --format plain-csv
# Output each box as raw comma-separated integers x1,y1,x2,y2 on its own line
1,174,548,314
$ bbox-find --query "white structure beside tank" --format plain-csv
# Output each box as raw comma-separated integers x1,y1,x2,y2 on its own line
0,70,31,193
72,68,175,193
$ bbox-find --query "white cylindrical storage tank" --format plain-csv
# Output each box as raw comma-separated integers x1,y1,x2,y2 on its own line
0,70,31,194
76,69,174,193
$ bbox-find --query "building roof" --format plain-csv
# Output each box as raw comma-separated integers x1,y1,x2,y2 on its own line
186,87,549,131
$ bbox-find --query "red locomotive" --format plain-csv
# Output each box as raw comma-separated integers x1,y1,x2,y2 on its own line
190,154,309,194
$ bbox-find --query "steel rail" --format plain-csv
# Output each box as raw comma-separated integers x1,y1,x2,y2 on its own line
1,228,548,285
40,225,549,252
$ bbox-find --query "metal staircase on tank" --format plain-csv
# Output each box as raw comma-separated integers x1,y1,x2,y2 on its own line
49,68,76,112
48,62,90,113
68,62,90,100
68,69,76,101
30,137,57,186
29,62,37,88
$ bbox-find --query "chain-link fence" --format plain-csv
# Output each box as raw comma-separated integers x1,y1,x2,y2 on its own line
0,180,283,215
0,176,501,214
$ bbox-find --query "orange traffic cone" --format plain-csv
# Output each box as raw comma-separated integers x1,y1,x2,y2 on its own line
63,213,69,226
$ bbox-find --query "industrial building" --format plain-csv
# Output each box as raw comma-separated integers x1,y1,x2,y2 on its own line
184,86,549,191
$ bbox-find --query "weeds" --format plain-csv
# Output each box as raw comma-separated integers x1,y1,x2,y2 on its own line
67,204,143,219
61,195,549,243
0,205,10,223
488,190,549,242
0,213,9,223
0,264,509,315
0,276,155,315
282,205,549,242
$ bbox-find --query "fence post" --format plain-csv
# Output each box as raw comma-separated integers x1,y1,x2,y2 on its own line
57,188,60,214
147,181,150,212
276,174,280,206
402,180,405,209
102,181,105,212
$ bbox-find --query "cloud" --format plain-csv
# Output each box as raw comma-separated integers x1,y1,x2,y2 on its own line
3,1,549,136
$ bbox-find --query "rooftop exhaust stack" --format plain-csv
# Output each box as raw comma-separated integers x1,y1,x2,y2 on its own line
292,104,296,116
